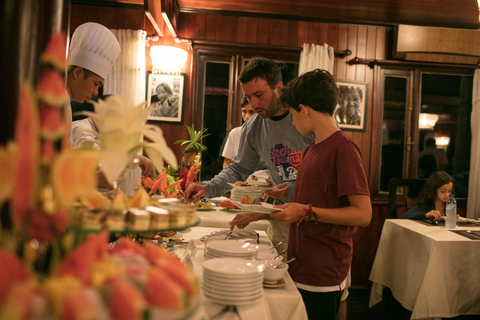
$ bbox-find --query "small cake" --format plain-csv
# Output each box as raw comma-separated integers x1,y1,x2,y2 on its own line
126,208,150,231
147,206,170,230
82,209,107,230
104,209,127,231
165,206,188,228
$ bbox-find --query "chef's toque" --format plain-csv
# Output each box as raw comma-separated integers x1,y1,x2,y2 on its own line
68,22,120,80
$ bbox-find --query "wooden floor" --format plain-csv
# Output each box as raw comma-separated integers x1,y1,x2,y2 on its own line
345,288,480,320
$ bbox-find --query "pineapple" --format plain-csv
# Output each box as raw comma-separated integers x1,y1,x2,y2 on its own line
174,124,209,168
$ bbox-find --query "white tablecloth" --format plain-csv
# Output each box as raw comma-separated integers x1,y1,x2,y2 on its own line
369,219,480,319
196,206,271,232
179,226,308,320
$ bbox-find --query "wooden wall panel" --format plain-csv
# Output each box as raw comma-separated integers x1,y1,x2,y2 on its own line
277,20,288,47
195,13,206,39
287,20,299,47
246,17,258,44
257,18,268,45
216,15,228,41
226,16,238,42
236,16,248,43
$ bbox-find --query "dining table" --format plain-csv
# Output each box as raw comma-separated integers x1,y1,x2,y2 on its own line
369,219,480,319
175,225,308,320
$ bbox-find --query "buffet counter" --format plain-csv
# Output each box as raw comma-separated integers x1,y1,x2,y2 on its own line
179,226,308,320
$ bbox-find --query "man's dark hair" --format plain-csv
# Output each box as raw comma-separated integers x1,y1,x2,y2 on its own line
68,65,97,79
277,62,295,85
240,96,249,108
238,57,282,89
279,69,338,115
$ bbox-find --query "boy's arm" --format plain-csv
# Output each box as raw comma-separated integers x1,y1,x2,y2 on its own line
272,194,372,227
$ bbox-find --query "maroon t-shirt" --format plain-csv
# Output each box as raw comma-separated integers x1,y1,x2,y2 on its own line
288,131,370,287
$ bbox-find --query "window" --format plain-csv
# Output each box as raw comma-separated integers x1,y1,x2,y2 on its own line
377,66,473,198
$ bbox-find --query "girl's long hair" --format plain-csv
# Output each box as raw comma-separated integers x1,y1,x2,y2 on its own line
416,171,453,204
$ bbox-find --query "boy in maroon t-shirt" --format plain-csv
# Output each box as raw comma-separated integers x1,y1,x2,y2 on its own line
269,69,371,319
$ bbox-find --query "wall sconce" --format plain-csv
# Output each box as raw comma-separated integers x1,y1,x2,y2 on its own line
435,136,450,147
150,45,188,74
418,113,439,129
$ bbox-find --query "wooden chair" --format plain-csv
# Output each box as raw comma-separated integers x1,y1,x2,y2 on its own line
388,178,426,219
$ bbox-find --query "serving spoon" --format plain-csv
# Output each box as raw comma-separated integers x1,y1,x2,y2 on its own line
274,257,296,269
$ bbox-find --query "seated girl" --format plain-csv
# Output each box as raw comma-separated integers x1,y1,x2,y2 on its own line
402,171,453,220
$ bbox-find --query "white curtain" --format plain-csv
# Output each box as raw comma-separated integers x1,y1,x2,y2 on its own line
298,43,335,76
103,29,147,196
104,29,146,106
467,69,480,219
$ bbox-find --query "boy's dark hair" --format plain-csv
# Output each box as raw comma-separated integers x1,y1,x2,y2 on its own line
417,171,453,204
238,57,282,89
279,69,338,115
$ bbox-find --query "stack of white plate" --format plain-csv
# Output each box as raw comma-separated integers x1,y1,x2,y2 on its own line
231,188,264,202
205,240,259,260
203,258,265,305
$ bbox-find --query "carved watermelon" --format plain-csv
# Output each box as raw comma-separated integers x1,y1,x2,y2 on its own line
0,281,35,320
36,69,68,107
109,278,147,320
40,140,57,165
0,143,16,205
155,262,199,297
26,207,69,243
11,84,39,228
60,287,104,320
51,149,99,205
112,237,145,256
54,238,97,285
145,267,187,311
0,248,31,303
39,102,65,140
40,32,67,71
143,241,178,266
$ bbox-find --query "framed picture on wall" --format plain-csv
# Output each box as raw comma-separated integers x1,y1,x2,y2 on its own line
333,80,368,132
146,72,184,123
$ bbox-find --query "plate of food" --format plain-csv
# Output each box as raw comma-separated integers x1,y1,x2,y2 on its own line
230,200,281,213
195,201,216,211
227,181,273,191
246,176,271,187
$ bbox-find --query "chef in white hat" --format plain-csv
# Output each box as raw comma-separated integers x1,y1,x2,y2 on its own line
67,23,156,191
66,22,121,103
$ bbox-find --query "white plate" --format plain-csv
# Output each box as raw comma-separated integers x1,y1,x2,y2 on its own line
202,287,263,299
246,178,270,186
204,291,263,304
206,240,260,254
203,272,264,283
230,201,281,214
203,258,265,277
227,182,273,192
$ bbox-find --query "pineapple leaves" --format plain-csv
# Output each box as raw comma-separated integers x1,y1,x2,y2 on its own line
174,124,209,153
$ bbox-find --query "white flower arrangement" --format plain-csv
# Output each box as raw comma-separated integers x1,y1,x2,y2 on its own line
80,95,177,185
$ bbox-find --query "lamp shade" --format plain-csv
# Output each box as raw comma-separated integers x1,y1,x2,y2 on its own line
150,45,188,74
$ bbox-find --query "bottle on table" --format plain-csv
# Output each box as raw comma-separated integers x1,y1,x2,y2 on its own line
445,194,457,229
